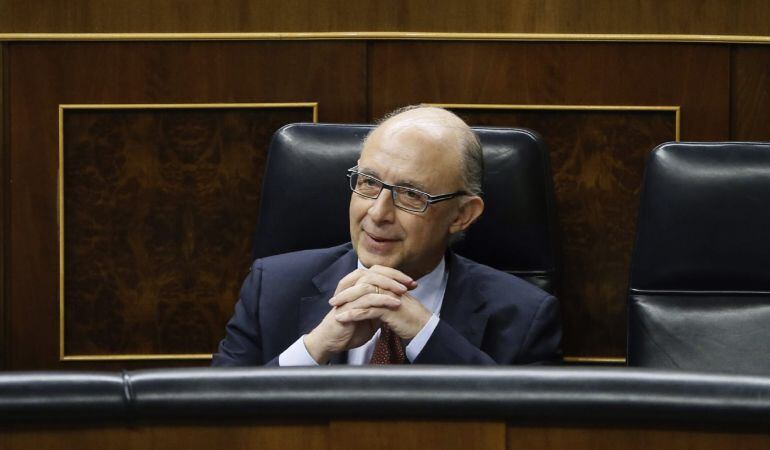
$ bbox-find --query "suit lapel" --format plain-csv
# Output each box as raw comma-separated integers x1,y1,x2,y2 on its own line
438,252,488,348
299,247,358,364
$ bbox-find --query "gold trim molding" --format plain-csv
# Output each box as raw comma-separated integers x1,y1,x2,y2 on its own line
58,102,318,362
432,103,681,141
563,356,626,364
1,32,770,44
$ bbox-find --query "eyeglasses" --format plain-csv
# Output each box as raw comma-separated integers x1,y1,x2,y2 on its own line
347,167,468,213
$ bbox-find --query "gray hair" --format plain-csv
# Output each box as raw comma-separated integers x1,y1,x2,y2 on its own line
458,124,484,196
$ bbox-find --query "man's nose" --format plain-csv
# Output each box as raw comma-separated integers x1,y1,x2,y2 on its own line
367,188,396,222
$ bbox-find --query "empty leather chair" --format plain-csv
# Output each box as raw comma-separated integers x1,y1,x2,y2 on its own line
252,123,559,293
627,142,770,375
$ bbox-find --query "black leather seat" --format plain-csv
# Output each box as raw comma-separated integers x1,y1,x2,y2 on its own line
0,371,127,421
252,123,559,293
4,367,770,426
627,142,770,375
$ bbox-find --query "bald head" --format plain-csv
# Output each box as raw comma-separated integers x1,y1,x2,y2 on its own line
365,106,484,196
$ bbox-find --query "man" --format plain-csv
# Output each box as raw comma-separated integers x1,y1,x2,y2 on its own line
213,106,561,366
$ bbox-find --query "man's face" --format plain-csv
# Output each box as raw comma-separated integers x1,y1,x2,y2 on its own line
349,122,464,279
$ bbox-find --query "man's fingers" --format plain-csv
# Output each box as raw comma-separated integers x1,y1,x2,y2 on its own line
330,273,407,306
334,293,401,310
368,265,418,289
330,283,383,306
333,268,367,295
331,264,417,306
355,272,409,295
333,266,417,298
335,307,386,323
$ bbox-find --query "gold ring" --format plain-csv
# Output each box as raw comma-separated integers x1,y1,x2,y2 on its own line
375,285,380,295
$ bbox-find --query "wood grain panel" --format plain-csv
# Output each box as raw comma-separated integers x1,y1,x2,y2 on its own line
370,42,729,358
507,426,770,450
443,107,675,359
731,46,770,140
0,423,328,450
331,420,505,450
61,106,313,358
369,42,728,140
7,41,366,370
3,39,752,369
1,0,770,36
3,422,769,450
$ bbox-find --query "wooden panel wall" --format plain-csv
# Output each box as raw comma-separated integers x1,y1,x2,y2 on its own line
443,107,677,358
369,41,732,357
61,106,315,359
5,42,366,370
2,421,770,450
1,39,769,369
731,46,770,140
368,42,729,139
2,0,770,35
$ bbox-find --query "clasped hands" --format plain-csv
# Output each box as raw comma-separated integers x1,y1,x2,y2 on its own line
304,265,432,364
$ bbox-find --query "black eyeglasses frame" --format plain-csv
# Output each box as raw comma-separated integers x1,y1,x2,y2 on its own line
346,167,469,213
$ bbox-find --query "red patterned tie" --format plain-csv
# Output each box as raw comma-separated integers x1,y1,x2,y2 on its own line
369,324,406,364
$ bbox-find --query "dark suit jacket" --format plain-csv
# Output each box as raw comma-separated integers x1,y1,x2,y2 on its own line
212,243,561,366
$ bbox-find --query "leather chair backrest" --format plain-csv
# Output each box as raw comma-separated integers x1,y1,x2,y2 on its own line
0,372,126,420
5,368,770,425
628,141,770,375
252,123,559,293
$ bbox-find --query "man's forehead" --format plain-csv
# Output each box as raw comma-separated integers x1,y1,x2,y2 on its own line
380,118,446,141
363,120,459,159
359,107,466,178
359,139,463,192
377,110,463,143
359,129,450,169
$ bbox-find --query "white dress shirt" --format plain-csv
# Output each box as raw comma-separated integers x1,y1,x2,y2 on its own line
279,258,449,365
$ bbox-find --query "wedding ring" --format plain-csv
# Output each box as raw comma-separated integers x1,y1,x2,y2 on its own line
375,285,381,295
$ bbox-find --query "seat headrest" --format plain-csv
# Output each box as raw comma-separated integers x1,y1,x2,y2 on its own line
253,123,558,288
630,141,770,292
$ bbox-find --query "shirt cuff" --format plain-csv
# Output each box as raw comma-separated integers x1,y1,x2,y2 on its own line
405,314,440,362
278,335,320,366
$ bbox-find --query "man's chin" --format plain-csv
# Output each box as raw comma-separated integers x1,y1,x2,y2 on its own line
357,250,399,270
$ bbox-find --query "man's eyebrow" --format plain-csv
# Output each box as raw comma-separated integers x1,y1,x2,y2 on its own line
396,180,427,191
356,166,378,177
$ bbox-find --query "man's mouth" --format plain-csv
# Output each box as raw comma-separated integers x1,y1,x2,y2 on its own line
364,231,399,244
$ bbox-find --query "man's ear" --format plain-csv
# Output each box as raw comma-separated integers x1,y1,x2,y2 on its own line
449,196,485,234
